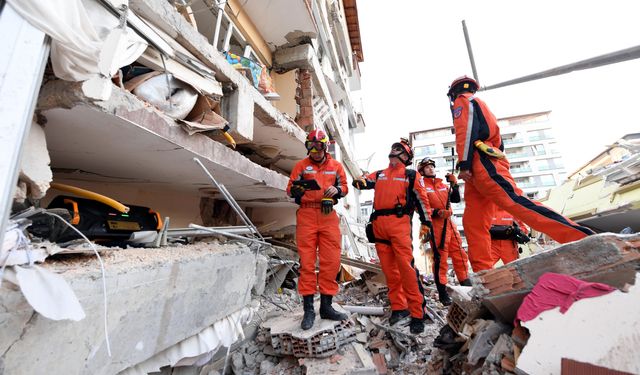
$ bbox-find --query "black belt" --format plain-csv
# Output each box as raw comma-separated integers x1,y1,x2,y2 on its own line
370,207,410,220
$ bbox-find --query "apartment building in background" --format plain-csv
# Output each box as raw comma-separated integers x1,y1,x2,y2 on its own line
409,111,567,245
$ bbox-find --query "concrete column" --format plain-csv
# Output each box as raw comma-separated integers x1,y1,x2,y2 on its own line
221,83,254,144
0,5,49,245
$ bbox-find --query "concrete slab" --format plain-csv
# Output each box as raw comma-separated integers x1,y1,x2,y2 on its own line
128,0,308,168
36,80,293,206
0,242,260,374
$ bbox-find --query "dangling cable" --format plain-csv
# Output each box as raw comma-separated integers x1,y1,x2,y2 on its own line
44,212,112,357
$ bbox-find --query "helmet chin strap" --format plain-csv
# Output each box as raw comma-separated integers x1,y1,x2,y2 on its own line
309,151,326,163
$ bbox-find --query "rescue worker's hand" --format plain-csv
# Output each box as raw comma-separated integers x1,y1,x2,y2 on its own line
419,224,431,243
440,209,452,219
324,186,338,198
445,173,457,185
290,185,305,198
321,198,334,215
458,170,472,182
352,177,367,190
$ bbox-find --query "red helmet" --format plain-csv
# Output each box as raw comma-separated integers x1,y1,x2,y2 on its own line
389,137,414,166
305,129,329,153
447,75,479,99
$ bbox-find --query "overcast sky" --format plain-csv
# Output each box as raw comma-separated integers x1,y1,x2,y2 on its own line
354,0,640,174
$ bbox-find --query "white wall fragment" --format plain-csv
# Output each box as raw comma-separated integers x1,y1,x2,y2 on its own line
518,275,640,375
18,123,52,200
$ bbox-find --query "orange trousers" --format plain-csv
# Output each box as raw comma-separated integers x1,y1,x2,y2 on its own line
296,208,341,296
491,239,519,265
432,217,469,284
373,215,426,319
463,152,594,272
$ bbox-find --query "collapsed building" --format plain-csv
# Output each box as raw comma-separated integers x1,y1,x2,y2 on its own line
0,0,371,373
540,132,640,234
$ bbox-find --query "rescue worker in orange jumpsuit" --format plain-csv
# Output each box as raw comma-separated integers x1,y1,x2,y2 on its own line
352,138,432,334
287,129,349,330
447,76,594,272
490,208,530,265
417,158,471,306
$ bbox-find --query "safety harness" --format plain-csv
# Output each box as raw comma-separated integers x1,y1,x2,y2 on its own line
365,169,417,245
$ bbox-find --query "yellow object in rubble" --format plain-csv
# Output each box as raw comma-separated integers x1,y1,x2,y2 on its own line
474,140,505,159
50,183,130,213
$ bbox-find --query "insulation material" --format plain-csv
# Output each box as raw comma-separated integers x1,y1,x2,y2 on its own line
132,73,198,119
3,265,86,321
121,304,257,374
517,275,640,375
7,0,146,90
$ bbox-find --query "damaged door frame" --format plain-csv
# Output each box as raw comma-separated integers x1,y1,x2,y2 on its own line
0,5,50,247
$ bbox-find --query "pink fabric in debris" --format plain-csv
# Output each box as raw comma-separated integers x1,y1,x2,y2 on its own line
515,272,616,324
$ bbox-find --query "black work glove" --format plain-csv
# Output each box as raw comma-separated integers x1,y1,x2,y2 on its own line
352,177,367,189
321,198,334,215
290,185,305,198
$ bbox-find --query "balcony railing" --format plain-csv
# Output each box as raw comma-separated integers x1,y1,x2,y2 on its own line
510,167,532,174
528,134,553,142
503,137,524,145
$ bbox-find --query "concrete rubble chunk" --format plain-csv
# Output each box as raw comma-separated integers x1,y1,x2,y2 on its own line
446,285,488,334
466,321,511,366
302,343,377,375
470,233,640,322
0,242,260,375
260,305,356,358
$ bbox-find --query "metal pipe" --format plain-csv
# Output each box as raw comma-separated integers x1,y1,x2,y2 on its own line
212,0,226,50
192,158,264,240
482,44,640,91
462,20,480,84
218,184,263,240
188,224,270,245
341,305,385,316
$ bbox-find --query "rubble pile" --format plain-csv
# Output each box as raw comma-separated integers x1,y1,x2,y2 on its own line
228,269,452,375
428,233,640,375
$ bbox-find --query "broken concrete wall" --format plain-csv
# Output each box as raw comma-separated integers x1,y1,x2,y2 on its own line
271,70,297,119
0,243,261,374
16,122,53,201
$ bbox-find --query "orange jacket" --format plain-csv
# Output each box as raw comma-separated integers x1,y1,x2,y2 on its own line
451,92,503,171
363,163,431,225
421,176,461,217
287,154,348,204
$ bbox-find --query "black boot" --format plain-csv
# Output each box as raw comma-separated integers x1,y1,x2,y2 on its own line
319,294,348,321
389,309,410,325
301,295,316,330
436,283,452,306
409,317,425,334
460,278,472,287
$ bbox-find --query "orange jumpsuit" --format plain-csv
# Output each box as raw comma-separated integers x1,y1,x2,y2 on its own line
452,92,594,272
287,154,348,296
422,176,469,284
362,163,431,319
490,209,528,265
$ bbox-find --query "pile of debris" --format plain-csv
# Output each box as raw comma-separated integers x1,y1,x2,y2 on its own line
223,269,452,375
428,233,640,375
